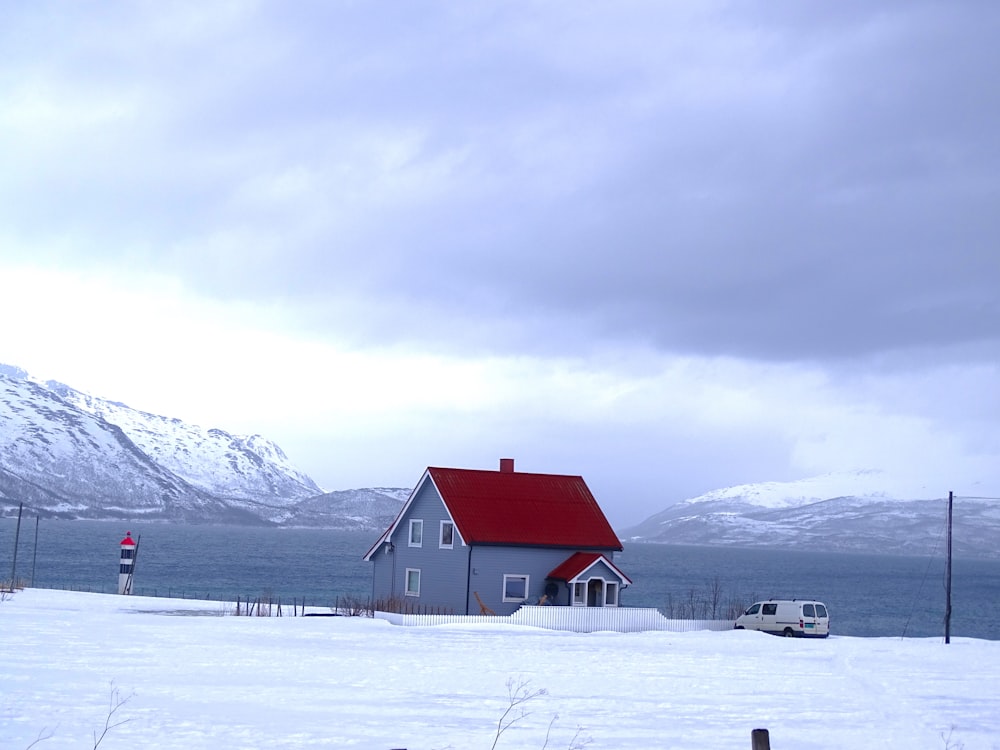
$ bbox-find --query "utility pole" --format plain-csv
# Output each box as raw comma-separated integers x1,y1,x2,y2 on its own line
945,491,953,644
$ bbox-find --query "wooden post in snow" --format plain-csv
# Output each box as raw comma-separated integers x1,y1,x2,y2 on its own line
8,503,23,590
31,516,39,587
751,728,771,750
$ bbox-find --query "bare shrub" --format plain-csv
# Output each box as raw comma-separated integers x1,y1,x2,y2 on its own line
662,583,754,621
25,682,132,749
490,677,591,750
726,591,755,620
336,595,370,617
91,683,133,748
941,726,965,750
708,576,723,619
491,677,548,750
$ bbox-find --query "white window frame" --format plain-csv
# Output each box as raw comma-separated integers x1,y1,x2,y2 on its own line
408,519,423,547
405,568,421,597
503,574,530,603
439,520,454,549
604,581,619,607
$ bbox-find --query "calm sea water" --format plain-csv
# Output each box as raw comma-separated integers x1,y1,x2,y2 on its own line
3,518,997,640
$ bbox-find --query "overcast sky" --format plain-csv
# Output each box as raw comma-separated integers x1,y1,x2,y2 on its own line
2,1,998,527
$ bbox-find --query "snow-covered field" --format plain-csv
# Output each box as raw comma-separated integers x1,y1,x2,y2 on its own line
2,589,998,750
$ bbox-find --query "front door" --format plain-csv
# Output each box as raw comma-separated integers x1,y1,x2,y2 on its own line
587,579,604,607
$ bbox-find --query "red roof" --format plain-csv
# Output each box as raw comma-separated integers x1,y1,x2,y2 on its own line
120,532,135,546
427,467,621,549
547,551,633,585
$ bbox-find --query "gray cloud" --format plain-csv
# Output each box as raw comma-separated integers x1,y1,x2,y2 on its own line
6,2,994,364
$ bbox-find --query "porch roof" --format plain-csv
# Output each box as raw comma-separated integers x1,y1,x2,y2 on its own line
547,551,633,585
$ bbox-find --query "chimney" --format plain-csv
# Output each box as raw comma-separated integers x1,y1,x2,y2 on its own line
499,458,515,473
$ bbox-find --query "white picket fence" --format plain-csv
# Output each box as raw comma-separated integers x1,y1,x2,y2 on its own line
374,605,735,634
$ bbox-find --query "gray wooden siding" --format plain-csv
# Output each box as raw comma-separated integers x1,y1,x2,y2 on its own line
369,541,394,602
369,479,471,613
469,546,622,615
577,558,619,582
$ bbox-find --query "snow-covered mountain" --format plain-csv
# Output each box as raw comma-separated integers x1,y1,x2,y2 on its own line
621,471,1000,559
0,365,406,528
276,487,410,529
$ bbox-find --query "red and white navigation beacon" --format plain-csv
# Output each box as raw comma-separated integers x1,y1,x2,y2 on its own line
118,531,137,595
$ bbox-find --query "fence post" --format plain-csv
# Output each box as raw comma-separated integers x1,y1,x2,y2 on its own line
751,728,770,750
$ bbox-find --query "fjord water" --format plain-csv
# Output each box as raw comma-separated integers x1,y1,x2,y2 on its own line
3,519,997,639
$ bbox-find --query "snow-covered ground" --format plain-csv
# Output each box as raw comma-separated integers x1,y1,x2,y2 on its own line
2,589,998,749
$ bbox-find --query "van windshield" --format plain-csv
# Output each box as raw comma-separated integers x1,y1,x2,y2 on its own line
746,603,761,615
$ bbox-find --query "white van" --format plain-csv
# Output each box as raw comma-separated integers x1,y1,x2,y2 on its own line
734,599,830,638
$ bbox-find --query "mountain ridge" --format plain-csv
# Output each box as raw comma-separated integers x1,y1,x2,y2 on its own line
0,364,406,530
621,471,1000,560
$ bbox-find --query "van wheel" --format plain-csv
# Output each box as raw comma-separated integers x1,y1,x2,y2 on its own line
782,628,795,638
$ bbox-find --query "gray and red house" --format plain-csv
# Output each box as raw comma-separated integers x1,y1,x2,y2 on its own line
364,459,631,615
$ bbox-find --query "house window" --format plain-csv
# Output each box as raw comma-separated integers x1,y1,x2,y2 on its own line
408,519,423,547
572,581,586,606
503,575,529,602
405,568,421,596
604,581,619,606
439,521,454,549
